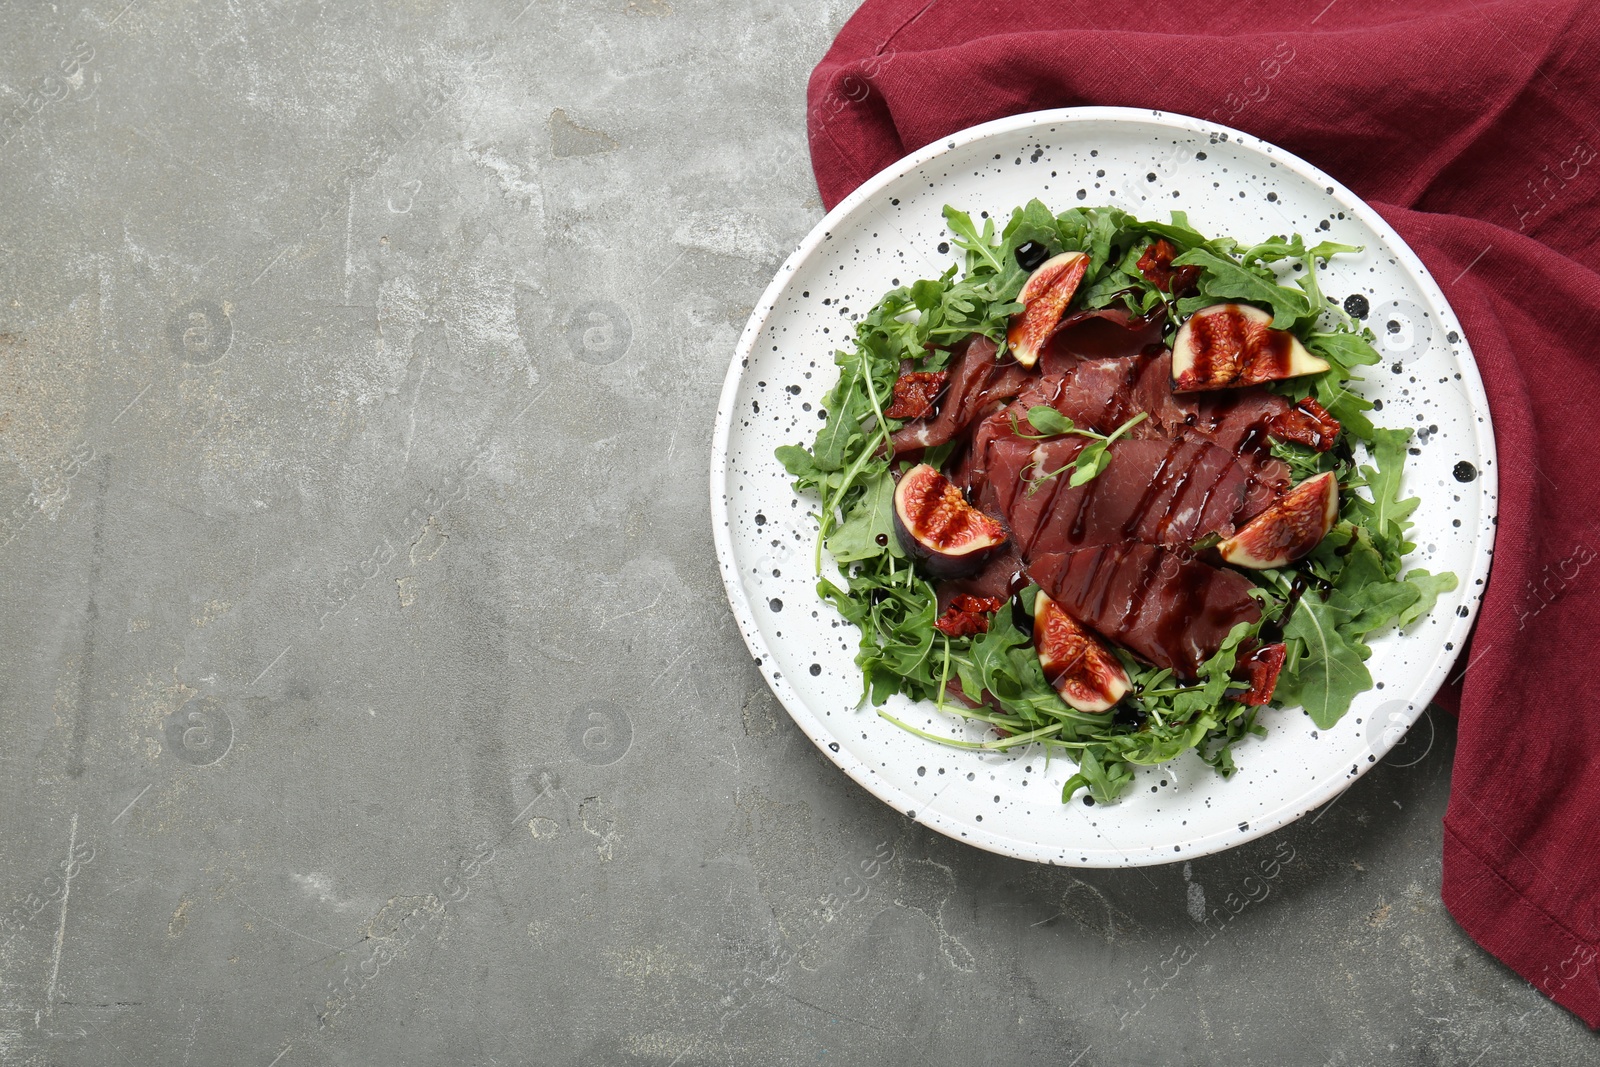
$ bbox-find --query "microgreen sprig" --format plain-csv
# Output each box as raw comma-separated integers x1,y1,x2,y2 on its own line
1024,411,1148,492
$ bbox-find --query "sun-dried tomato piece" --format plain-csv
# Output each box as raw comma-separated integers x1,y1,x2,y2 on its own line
884,370,949,421
933,594,1004,637
1266,396,1341,452
1136,238,1201,296
1233,642,1288,706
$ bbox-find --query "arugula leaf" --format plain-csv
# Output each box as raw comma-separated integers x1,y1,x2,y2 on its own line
813,362,861,472
1086,208,1122,280
1344,428,1421,573
1279,591,1372,729
1270,438,1332,482
1305,330,1381,377
776,443,824,488
1289,239,1360,327
825,468,901,563
1138,211,1215,252
1062,748,1114,805
1003,198,1061,254
1366,429,1420,531
1331,526,1387,591
1399,569,1459,627
942,205,1007,277
1169,247,1312,328
1347,582,1422,637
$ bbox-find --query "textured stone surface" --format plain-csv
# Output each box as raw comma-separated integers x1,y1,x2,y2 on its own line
0,2,1592,1064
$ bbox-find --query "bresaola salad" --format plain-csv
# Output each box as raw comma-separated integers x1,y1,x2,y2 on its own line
776,201,1457,805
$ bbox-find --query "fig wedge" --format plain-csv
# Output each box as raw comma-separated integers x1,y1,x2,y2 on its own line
1032,591,1130,713
892,463,1007,578
1006,251,1088,368
1171,303,1329,392
1217,471,1339,569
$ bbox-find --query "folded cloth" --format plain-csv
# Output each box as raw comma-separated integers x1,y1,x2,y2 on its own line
807,0,1600,1026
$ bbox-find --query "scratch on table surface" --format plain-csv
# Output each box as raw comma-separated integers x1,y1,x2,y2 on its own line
764,982,936,1065
647,647,691,690
711,740,741,774
343,188,355,304
599,581,666,629
248,245,291,288
42,813,78,1023
249,644,293,688
230,892,343,950
112,783,151,823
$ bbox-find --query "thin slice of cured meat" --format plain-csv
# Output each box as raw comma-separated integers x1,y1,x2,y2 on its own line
888,335,1033,455
1179,391,1295,519
1010,437,1256,558
918,329,1297,678
1067,347,1294,518
1038,307,1166,370
1028,544,1261,680
1034,350,1189,438
959,351,1175,499
975,432,1082,528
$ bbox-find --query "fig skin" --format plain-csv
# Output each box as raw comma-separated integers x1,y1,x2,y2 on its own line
1006,251,1089,368
1032,591,1130,713
1217,471,1340,569
1171,303,1329,392
892,463,1008,579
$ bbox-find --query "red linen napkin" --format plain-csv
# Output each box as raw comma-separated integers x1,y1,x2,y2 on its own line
807,0,1600,1025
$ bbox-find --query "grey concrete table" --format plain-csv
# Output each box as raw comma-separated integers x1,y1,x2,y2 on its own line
0,2,1592,1064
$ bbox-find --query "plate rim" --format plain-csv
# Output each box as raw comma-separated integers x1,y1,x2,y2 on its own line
709,105,1498,866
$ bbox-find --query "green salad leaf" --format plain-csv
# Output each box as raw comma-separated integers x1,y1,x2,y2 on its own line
1278,591,1372,730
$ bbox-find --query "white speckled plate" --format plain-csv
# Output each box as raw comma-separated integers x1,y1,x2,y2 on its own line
709,107,1497,866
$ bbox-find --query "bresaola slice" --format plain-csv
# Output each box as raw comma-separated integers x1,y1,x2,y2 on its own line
986,434,1255,559
1033,349,1184,437
1038,306,1166,367
887,334,1032,455
900,308,1328,681
1028,544,1262,680
1180,387,1296,519
1172,303,1329,391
